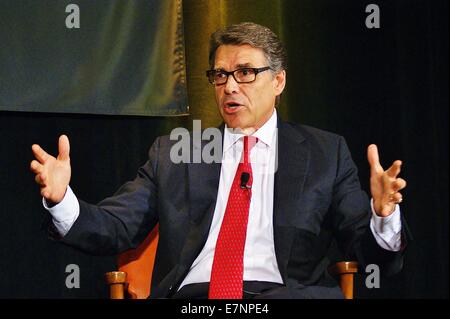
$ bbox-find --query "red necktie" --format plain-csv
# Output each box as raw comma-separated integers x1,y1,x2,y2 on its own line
209,136,257,299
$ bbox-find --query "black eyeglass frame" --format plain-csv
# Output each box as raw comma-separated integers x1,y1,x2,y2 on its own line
206,66,272,85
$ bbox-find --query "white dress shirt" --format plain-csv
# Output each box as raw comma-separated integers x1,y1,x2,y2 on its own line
180,109,283,288
44,109,402,289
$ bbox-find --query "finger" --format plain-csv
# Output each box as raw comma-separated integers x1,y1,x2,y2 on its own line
31,144,50,163
58,135,70,161
40,188,50,199
393,178,407,192
35,174,47,186
386,160,402,178
367,144,383,175
389,192,403,204
30,160,44,174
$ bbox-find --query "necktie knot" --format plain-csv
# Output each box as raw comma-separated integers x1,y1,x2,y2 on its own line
243,136,258,164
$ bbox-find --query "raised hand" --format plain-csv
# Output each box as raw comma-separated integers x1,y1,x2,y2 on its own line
30,135,71,205
367,144,407,217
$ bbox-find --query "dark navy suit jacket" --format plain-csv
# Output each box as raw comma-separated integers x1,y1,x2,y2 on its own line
56,117,406,298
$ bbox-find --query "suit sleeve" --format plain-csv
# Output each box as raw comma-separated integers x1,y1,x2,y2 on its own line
331,136,406,276
57,137,161,256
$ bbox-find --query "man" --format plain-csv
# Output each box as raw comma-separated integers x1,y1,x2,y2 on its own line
30,22,407,299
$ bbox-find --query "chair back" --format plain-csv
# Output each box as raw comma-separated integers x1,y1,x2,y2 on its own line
117,225,159,299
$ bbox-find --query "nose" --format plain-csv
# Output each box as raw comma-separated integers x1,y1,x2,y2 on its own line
224,74,240,94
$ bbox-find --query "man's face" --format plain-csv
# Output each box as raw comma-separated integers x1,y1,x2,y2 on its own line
213,44,286,133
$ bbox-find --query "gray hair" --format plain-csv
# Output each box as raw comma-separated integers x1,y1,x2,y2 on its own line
209,22,287,73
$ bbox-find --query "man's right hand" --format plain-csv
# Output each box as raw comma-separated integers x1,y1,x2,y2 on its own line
30,135,71,205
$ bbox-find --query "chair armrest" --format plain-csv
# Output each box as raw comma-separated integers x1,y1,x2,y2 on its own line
328,261,358,299
105,271,127,299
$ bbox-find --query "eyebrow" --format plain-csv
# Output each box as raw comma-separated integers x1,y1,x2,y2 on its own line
236,63,253,68
215,63,253,71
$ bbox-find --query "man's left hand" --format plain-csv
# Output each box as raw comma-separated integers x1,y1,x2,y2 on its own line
367,144,407,217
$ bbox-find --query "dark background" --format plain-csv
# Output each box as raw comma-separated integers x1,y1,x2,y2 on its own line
0,0,448,298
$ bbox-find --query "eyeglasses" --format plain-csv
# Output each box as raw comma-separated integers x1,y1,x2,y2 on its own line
206,66,271,85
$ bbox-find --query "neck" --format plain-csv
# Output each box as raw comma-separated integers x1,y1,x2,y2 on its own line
228,108,276,136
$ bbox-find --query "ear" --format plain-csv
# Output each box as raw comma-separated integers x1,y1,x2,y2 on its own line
273,70,286,96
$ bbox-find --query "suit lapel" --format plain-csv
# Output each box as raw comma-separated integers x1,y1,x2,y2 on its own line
173,125,223,287
273,118,309,283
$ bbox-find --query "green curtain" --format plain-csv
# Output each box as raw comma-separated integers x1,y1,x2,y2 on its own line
0,0,188,116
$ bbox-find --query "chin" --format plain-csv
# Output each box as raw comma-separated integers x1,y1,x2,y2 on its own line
223,117,242,129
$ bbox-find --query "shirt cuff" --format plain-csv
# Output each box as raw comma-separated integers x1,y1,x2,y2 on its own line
370,198,402,251
42,186,80,237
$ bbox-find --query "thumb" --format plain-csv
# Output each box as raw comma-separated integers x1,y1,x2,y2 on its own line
367,144,383,175
58,135,70,161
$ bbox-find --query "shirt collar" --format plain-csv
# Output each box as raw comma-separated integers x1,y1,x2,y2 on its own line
223,108,278,153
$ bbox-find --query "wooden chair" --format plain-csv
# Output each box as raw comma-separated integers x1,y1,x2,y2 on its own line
105,227,358,299
328,261,359,299
105,225,159,299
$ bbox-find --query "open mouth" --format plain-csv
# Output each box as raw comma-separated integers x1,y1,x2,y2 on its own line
223,102,243,114
226,102,241,108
